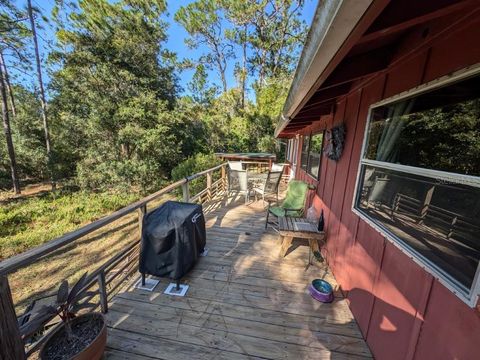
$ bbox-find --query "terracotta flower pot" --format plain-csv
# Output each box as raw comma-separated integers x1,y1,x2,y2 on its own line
40,313,107,360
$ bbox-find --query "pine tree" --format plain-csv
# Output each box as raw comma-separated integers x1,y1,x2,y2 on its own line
0,51,20,193
0,0,28,193
27,0,55,189
175,0,232,93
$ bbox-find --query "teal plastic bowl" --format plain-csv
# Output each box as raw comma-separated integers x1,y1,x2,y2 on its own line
309,279,334,303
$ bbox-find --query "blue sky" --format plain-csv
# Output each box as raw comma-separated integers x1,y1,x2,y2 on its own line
164,0,317,95
12,0,317,96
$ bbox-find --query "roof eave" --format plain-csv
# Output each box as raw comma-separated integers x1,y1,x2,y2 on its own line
275,0,373,138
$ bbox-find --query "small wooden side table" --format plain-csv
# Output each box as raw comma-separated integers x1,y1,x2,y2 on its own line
278,217,326,265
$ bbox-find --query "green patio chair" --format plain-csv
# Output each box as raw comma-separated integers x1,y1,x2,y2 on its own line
265,180,309,228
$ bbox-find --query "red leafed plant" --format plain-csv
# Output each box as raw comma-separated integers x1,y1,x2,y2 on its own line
20,272,95,339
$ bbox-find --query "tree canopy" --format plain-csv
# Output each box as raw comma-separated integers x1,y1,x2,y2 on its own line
0,0,308,193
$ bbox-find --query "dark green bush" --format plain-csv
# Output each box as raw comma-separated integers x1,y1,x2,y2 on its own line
171,153,222,197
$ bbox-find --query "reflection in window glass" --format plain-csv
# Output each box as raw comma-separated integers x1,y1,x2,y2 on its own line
286,138,298,164
365,76,480,176
307,133,324,178
357,165,480,290
286,140,291,162
301,135,309,170
292,138,298,165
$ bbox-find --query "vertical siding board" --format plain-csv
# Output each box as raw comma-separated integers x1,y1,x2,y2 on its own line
322,100,345,268
423,15,480,83
383,51,429,99
328,90,362,285
413,280,480,360
348,220,385,337
405,276,433,360
316,115,332,200
364,39,431,360
407,14,480,360
339,75,386,293
366,243,433,360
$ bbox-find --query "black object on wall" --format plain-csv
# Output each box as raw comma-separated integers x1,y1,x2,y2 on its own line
324,124,346,161
318,209,325,232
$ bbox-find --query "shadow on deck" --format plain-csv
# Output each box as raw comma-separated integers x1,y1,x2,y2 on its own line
104,196,372,359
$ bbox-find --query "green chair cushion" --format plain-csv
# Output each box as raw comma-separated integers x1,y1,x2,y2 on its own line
268,180,309,218
282,180,308,209
268,206,303,217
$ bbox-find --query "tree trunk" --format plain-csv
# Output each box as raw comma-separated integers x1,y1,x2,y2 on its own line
0,53,16,117
0,54,21,194
259,49,266,86
28,0,55,190
219,64,227,93
240,25,247,109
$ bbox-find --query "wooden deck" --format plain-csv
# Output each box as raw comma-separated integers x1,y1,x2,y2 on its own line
104,197,371,359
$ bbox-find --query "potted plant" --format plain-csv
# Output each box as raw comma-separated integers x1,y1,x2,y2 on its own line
20,273,107,360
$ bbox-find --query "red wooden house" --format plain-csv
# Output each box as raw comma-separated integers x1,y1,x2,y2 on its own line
277,1,480,359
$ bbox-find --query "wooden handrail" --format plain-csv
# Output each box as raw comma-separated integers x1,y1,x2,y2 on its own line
0,180,183,276
185,163,224,182
1,162,228,358
0,163,226,276
191,178,223,203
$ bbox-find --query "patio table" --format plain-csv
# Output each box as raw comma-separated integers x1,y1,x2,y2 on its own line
278,216,326,266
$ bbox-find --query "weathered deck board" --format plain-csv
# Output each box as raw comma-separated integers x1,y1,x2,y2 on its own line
105,198,371,359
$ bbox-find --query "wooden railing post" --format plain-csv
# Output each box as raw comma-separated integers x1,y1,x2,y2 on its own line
137,204,146,239
182,181,190,202
420,185,435,223
97,270,108,314
206,171,212,201
0,276,26,360
132,204,146,265
221,165,227,193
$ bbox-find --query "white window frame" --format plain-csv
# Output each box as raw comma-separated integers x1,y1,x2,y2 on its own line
306,131,325,180
292,136,298,165
286,140,291,162
286,138,298,165
352,64,480,307
300,135,310,171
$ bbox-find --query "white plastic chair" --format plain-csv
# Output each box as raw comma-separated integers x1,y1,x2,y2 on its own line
228,169,250,204
253,171,283,205
228,161,244,171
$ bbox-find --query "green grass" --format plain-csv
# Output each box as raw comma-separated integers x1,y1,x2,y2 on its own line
0,188,177,313
0,190,139,260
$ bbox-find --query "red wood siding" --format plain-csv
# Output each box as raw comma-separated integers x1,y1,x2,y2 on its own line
366,243,433,360
328,90,362,285
294,11,480,360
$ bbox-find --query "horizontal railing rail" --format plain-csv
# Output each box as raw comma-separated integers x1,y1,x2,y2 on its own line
0,163,227,277
235,161,291,182
0,163,228,359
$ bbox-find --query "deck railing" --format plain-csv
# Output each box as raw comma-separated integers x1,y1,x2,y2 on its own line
0,163,229,359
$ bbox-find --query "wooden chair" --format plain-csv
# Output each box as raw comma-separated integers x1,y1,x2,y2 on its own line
265,180,309,228
253,170,283,204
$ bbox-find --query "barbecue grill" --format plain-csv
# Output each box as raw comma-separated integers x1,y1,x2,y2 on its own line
139,201,206,290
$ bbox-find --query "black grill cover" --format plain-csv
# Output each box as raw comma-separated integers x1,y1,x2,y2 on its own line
139,201,206,280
